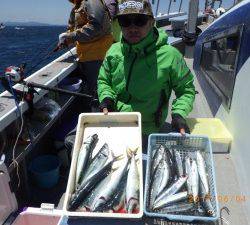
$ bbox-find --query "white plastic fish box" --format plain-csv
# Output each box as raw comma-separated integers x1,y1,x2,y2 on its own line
11,207,62,225
63,112,143,219
144,133,219,223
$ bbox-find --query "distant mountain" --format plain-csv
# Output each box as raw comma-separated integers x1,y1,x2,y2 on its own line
4,21,66,27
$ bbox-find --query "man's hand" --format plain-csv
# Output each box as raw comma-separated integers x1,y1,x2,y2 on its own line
99,98,114,115
102,107,108,115
58,32,74,49
171,114,190,135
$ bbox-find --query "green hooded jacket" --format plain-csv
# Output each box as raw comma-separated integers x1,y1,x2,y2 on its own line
98,27,195,135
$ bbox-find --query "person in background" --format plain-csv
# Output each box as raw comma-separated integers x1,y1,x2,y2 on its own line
62,0,115,152
97,0,195,148
58,0,114,97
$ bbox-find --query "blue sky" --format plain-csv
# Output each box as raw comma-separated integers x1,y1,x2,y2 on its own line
0,0,72,25
0,0,236,25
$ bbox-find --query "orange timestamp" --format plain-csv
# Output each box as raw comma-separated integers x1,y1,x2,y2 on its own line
188,194,247,203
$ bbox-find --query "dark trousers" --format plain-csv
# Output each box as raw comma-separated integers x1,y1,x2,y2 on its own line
78,60,103,96
64,61,102,150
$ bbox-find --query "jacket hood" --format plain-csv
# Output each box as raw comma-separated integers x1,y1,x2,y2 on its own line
121,27,168,55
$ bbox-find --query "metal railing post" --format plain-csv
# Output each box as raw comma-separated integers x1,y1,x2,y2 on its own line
185,0,199,58
156,0,160,16
168,0,172,14
179,0,183,12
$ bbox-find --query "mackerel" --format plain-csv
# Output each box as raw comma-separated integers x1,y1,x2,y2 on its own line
174,150,184,177
200,181,216,217
79,143,110,188
91,155,130,212
150,159,170,208
190,160,199,203
196,151,209,194
153,191,188,210
126,152,140,213
151,145,165,175
185,156,192,195
68,155,115,211
154,176,188,205
75,134,98,187
159,202,195,213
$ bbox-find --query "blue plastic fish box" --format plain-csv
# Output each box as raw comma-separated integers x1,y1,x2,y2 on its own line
144,133,219,223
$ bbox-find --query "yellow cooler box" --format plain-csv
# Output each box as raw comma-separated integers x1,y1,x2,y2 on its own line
186,118,233,153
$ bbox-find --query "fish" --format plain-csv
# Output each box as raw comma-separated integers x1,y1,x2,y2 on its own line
149,159,169,209
154,176,188,206
190,160,199,203
79,143,110,188
174,150,184,177
80,170,126,213
75,134,98,187
185,156,192,195
126,151,140,213
200,181,216,217
158,202,195,214
91,152,130,212
196,151,209,195
153,191,188,210
111,187,126,212
151,145,165,175
68,155,116,211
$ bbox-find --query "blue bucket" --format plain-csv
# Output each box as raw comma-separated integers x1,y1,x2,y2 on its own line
29,155,61,189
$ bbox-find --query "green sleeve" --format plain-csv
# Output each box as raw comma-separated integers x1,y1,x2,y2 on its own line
97,56,117,103
170,50,195,118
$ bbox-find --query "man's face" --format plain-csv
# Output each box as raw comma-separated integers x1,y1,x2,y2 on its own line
118,14,154,44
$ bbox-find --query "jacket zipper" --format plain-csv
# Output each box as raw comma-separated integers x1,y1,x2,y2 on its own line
126,53,137,91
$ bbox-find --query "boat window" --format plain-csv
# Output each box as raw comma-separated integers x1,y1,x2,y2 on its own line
200,27,241,109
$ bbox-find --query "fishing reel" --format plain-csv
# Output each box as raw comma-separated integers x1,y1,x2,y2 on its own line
1,63,38,115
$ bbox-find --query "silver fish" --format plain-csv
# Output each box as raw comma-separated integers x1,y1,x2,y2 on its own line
151,145,165,175
75,134,98,187
150,159,170,208
197,151,209,195
159,202,194,213
126,152,140,213
79,143,110,187
185,156,192,195
91,155,130,212
111,188,126,212
154,176,188,206
153,191,188,210
174,150,184,177
156,151,171,197
151,144,161,159
200,181,216,217
68,155,115,211
190,160,199,203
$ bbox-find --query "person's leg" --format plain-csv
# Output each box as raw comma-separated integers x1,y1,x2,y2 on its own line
64,61,103,153
78,60,103,96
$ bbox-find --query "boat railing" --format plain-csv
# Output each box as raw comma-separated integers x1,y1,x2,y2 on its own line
152,0,241,18
152,0,184,16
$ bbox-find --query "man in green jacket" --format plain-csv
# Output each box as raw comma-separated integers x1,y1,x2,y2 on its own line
97,0,195,136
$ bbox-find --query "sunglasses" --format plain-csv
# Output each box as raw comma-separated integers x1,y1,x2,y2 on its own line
118,15,150,27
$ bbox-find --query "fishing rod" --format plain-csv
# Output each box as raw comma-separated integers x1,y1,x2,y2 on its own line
1,64,93,99
24,81,93,99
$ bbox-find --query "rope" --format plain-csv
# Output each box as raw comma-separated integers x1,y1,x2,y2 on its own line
7,77,25,188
